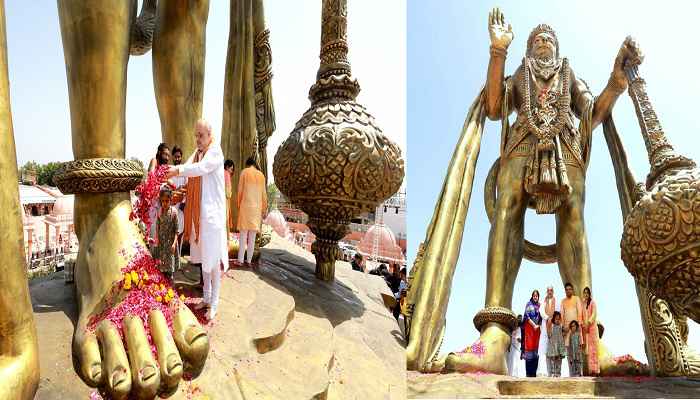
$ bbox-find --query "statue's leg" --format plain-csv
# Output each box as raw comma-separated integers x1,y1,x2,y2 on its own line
57,2,208,398
152,0,210,156
554,165,592,293
444,156,528,374
0,1,40,397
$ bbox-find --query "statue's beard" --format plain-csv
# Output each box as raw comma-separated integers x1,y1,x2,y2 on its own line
528,54,561,81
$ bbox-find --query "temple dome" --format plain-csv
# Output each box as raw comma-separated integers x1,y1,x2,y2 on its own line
357,224,405,263
52,195,74,216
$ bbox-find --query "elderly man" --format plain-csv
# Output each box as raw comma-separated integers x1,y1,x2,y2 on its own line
167,119,228,320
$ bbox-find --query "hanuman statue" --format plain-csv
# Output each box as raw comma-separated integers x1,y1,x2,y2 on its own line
406,8,642,373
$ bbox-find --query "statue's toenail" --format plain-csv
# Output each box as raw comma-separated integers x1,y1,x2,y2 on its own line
141,365,157,381
185,326,206,345
90,364,101,381
167,354,183,374
111,369,127,387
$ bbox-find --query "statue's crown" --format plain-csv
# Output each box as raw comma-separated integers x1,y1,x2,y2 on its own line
527,24,559,55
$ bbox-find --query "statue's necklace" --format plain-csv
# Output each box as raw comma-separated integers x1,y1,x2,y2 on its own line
523,57,571,151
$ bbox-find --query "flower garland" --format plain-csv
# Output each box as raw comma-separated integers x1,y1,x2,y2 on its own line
130,164,171,234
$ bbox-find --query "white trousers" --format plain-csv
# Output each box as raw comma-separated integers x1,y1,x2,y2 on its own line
202,268,221,312
238,230,257,263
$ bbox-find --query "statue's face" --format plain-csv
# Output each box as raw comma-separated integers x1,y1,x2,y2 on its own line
531,32,556,59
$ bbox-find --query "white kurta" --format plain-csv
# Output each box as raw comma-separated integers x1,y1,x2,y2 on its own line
177,144,228,273
507,327,522,377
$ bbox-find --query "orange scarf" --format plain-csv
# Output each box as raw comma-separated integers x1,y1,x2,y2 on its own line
182,146,209,243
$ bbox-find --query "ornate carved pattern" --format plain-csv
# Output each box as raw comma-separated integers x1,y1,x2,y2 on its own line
473,306,517,332
621,65,700,326
625,67,696,187
639,287,691,376
254,29,273,91
129,0,157,56
272,0,404,281
622,167,700,323
274,104,404,219
54,158,144,194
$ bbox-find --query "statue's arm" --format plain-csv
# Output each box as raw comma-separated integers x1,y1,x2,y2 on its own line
591,76,626,130
591,37,644,130
485,46,508,120
485,8,514,121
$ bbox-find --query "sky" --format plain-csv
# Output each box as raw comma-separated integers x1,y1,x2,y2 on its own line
407,1,700,363
7,0,406,179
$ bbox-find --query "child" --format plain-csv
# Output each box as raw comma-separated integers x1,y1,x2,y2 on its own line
507,314,523,377
546,311,567,377
567,320,584,377
151,186,180,280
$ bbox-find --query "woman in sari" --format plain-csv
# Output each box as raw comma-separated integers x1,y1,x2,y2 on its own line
582,287,599,375
522,289,543,377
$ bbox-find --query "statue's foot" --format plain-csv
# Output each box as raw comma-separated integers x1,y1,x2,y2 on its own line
72,196,209,399
443,324,511,374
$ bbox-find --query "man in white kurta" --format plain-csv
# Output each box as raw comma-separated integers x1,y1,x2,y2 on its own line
167,119,228,320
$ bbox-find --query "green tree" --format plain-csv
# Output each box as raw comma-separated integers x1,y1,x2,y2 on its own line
36,161,63,186
267,182,279,211
129,157,146,180
18,161,40,184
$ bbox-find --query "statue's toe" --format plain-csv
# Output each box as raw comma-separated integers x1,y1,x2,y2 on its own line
149,309,183,396
73,329,103,387
97,321,132,400
124,315,160,399
172,304,209,376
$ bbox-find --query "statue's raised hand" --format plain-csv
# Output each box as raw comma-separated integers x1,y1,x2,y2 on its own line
612,36,644,88
488,8,513,50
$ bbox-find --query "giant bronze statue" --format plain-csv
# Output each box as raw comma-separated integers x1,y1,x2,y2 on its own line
406,8,650,374
0,1,40,398
54,1,212,398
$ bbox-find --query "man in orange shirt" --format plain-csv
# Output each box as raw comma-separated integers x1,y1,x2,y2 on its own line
236,157,268,266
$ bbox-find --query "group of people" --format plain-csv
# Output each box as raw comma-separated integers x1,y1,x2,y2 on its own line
508,283,599,378
351,254,408,321
143,118,268,320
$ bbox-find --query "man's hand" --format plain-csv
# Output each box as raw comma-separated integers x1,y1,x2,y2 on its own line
488,8,513,50
166,166,179,179
171,242,176,253
611,36,644,90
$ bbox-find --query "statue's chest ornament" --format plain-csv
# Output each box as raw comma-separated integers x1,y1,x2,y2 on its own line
522,58,571,152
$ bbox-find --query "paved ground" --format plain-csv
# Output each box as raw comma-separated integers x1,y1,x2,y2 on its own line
408,371,700,398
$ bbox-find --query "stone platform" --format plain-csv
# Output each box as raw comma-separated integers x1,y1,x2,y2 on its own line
31,234,406,399
407,372,700,398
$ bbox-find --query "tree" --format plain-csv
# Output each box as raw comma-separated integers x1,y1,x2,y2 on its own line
129,157,147,181
36,162,63,186
267,182,279,211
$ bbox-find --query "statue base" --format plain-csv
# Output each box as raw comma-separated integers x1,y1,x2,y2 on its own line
408,372,700,398
30,233,405,399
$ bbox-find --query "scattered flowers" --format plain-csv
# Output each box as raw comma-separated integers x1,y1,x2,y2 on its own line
458,340,486,358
